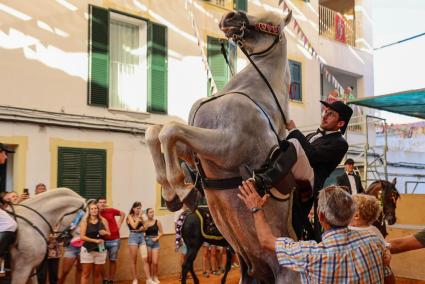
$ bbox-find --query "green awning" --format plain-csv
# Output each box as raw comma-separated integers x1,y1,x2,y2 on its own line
349,89,425,119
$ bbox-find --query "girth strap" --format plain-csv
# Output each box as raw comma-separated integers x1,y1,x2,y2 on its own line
191,91,280,191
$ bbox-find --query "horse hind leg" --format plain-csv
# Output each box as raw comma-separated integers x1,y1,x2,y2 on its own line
181,247,200,284
221,246,233,284
146,125,183,211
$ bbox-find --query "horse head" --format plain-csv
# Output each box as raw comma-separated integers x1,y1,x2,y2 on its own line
367,178,400,225
220,10,292,54
381,178,400,225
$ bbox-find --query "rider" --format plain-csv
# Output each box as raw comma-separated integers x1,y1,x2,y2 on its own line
252,101,353,240
0,143,17,275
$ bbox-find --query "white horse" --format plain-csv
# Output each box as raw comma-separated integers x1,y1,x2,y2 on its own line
147,10,301,283
7,188,85,283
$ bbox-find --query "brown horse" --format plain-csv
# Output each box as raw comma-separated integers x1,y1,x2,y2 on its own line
146,9,300,284
365,178,400,237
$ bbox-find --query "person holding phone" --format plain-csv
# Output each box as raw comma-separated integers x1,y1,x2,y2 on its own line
80,202,110,284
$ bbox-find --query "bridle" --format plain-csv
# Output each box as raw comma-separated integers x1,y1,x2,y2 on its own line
367,180,399,224
227,12,288,127
6,203,86,246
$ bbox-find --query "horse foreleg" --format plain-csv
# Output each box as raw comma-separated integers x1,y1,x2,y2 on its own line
159,122,230,195
146,125,183,211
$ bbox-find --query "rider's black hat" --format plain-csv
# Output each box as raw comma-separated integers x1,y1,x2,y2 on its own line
320,100,353,134
0,143,14,153
344,158,355,165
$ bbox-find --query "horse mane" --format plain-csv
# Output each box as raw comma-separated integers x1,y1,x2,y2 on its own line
22,188,83,206
254,11,283,26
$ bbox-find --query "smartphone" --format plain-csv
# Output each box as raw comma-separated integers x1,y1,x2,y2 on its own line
23,188,29,195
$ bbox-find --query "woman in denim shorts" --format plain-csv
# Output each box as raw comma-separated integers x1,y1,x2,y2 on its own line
144,208,163,284
127,202,153,284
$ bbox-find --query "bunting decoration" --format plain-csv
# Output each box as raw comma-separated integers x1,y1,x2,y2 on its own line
185,0,219,95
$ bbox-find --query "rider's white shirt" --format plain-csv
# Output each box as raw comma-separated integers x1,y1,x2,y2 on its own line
0,208,17,232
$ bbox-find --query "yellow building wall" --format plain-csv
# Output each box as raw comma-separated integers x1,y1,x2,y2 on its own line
387,194,425,280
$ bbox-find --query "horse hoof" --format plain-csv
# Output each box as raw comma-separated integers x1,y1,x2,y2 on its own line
165,195,183,212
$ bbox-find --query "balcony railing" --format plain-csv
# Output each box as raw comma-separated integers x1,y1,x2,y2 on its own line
202,0,233,10
319,5,356,47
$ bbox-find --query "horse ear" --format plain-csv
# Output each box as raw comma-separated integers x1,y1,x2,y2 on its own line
392,177,397,185
283,10,292,28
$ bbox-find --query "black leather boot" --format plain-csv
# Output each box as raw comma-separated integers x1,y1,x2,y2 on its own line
240,140,298,194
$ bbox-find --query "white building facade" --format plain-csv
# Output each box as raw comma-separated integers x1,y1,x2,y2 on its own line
0,0,374,235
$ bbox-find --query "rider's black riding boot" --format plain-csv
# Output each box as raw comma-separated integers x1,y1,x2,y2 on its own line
240,140,298,194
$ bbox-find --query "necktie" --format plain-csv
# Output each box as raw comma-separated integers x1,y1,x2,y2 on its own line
348,173,354,176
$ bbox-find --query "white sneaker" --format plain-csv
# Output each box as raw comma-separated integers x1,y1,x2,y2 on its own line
153,276,160,283
146,279,155,284
132,279,138,284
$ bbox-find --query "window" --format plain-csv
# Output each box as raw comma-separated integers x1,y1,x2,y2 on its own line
289,60,302,101
205,0,247,12
233,0,247,12
207,36,237,97
88,6,167,113
109,13,148,112
57,147,106,199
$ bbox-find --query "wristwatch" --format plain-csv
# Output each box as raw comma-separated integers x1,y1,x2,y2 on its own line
251,207,263,214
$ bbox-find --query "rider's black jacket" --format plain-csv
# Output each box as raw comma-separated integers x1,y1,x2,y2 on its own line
287,129,348,193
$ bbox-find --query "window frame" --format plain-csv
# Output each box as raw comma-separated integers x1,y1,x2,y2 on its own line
108,11,149,113
88,5,168,114
57,147,107,199
288,59,302,102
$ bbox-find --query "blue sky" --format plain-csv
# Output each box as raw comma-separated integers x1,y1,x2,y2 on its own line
373,0,425,123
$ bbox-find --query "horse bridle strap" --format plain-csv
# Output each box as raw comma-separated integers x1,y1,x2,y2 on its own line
6,203,85,245
5,209,50,245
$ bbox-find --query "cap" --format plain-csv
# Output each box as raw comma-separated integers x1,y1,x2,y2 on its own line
320,100,353,134
0,143,14,153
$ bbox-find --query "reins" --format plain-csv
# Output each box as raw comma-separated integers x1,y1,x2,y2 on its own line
6,203,85,245
230,16,288,126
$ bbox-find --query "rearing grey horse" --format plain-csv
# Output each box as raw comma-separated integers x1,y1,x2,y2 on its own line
146,10,300,283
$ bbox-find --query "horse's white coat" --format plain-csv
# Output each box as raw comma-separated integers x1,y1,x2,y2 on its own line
9,188,85,284
147,10,300,283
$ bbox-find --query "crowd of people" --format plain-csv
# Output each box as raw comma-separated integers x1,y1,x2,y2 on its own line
1,98,425,284
0,181,163,284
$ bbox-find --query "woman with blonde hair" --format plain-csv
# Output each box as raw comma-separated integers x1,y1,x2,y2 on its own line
350,194,394,284
80,202,110,284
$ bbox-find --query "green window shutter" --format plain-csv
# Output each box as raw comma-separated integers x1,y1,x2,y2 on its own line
88,5,109,107
207,36,229,96
148,22,168,113
58,148,83,195
58,147,106,199
289,60,302,101
234,0,247,12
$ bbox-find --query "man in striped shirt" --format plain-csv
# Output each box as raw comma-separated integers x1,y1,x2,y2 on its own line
238,182,387,283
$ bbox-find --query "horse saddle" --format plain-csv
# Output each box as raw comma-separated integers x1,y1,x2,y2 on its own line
195,207,224,241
